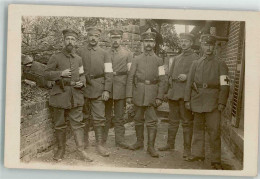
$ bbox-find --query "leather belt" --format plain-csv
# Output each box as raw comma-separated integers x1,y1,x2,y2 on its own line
196,83,219,89
113,71,127,76
137,78,158,85
89,74,104,79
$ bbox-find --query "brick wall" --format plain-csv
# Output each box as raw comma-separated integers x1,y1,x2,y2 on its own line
20,100,56,162
217,21,244,164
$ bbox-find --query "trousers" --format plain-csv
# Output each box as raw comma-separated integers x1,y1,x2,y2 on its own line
192,109,221,163
52,106,85,130
134,105,158,128
84,97,106,127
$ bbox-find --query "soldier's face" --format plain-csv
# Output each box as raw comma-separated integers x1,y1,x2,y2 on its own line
180,38,193,51
88,33,100,46
201,44,215,55
143,39,155,51
111,36,122,48
64,36,76,52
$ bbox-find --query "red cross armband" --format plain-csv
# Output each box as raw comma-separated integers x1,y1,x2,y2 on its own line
220,75,230,86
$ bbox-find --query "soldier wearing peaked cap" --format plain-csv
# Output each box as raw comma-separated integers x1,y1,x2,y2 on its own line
184,34,230,169
44,29,92,162
77,27,113,157
158,33,199,160
159,33,199,159
126,31,166,158
103,29,133,149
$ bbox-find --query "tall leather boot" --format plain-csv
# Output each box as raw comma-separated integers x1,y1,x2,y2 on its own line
128,125,144,150
84,120,89,149
183,122,193,159
115,125,129,149
53,129,66,161
158,128,176,151
94,126,110,157
147,127,159,158
103,119,111,144
73,128,93,162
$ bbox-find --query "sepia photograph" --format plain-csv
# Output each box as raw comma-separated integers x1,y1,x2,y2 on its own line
4,4,260,177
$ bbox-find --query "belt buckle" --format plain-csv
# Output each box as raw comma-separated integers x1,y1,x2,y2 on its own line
89,75,94,79
202,83,208,88
113,72,117,75
145,80,151,85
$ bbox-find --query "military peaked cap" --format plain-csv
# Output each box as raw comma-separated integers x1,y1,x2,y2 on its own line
200,34,217,45
180,33,194,41
109,29,124,36
62,29,78,38
86,27,102,34
141,32,156,41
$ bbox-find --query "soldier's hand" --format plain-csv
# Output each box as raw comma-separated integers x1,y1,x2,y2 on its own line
61,69,71,78
74,81,83,88
178,74,187,81
185,101,191,110
102,91,110,101
163,94,168,102
155,99,163,107
218,104,225,112
126,98,132,104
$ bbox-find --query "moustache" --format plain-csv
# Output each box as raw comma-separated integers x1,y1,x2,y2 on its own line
66,44,73,49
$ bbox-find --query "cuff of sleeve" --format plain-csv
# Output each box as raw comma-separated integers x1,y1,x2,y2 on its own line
156,95,163,100
104,89,111,93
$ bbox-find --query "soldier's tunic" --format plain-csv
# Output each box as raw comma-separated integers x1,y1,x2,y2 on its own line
184,55,229,163
165,50,199,155
105,47,133,143
77,45,113,127
44,49,86,130
126,51,165,127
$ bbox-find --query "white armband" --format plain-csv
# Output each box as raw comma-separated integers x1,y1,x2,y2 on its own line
127,62,132,71
79,65,84,75
158,65,165,76
104,63,113,73
220,75,230,86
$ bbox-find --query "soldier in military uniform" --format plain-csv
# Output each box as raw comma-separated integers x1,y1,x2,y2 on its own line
103,29,133,148
184,34,230,169
44,29,92,162
159,33,199,160
77,27,113,157
126,31,165,158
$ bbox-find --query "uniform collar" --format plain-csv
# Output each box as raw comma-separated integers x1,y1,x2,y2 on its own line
111,46,121,53
203,54,215,61
181,49,193,56
62,48,75,57
87,44,98,51
144,50,154,56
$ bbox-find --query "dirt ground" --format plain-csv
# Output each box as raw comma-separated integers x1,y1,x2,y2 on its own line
33,121,242,170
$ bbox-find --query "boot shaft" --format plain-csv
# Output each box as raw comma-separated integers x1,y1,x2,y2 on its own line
147,128,157,147
135,125,144,143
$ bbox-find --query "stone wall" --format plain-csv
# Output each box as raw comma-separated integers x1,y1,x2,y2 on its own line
20,100,55,162
217,21,244,165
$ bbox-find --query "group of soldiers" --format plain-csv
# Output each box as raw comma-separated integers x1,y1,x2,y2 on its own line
44,26,229,170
